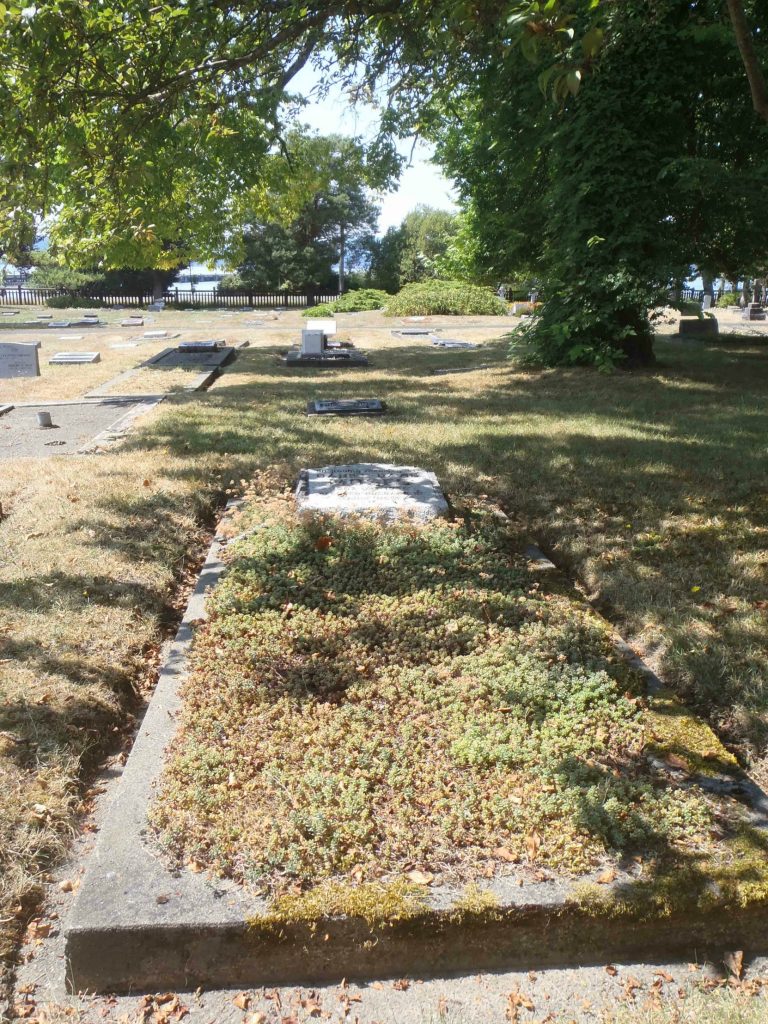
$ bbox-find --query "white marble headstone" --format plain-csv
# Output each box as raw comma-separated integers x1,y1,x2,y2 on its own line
296,463,448,521
305,318,337,336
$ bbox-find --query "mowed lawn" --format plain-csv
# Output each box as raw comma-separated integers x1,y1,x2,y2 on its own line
0,315,767,987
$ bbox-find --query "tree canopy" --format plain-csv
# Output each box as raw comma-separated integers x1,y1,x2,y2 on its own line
2,0,768,363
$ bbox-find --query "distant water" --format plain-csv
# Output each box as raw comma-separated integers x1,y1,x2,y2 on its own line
170,279,221,293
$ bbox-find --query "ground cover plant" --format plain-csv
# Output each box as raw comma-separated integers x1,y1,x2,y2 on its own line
303,289,390,317
152,492,754,900
384,280,507,317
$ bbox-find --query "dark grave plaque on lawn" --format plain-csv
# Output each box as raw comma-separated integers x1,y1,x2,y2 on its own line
430,337,479,349
36,313,53,320
307,398,386,416
0,342,40,378
394,327,433,336
49,351,101,365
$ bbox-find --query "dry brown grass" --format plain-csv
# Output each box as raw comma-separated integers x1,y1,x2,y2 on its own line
0,306,766,997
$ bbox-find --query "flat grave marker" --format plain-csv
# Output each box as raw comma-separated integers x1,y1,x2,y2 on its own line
296,462,448,521
306,398,387,417
0,341,41,378
121,317,144,327
430,337,479,349
48,321,72,329
178,340,222,353
36,313,53,320
143,330,180,339
49,351,101,365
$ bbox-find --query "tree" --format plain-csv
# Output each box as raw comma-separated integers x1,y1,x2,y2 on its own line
226,132,386,293
366,206,458,291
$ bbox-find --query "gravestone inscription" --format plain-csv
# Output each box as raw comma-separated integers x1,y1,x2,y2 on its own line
296,463,448,521
0,341,41,378
306,398,386,416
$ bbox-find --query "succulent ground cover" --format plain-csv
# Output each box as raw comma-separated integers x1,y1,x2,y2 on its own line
152,493,754,898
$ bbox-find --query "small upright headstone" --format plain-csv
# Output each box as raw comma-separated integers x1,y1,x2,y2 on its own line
0,342,41,378
147,300,165,312
301,330,325,355
296,464,448,521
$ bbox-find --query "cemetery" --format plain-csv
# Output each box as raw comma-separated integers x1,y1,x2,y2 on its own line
3,1,768,1014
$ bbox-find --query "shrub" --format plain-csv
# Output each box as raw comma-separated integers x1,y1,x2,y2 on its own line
716,291,740,308
384,280,507,317
45,294,110,309
302,289,390,317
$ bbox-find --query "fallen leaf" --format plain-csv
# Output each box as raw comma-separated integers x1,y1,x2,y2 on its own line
233,992,251,1010
143,479,151,487
605,964,618,976
525,832,541,862
724,950,744,979
246,1014,267,1024
493,846,517,862
59,879,75,893
653,970,674,983
596,866,618,884
370,982,384,991
392,979,410,991
405,869,434,885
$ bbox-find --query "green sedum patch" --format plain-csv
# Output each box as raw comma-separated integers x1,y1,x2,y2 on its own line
152,496,744,898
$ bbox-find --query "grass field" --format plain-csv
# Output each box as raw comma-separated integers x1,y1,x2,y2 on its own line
1,307,767,1001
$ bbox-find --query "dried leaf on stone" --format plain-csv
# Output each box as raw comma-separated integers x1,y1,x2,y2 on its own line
233,992,252,1010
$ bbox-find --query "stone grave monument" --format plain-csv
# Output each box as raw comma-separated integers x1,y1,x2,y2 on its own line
678,317,719,337
742,302,766,321
49,352,101,365
0,341,41,378
295,463,448,521
286,320,368,367
306,398,387,417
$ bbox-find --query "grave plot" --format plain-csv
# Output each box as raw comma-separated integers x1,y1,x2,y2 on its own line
66,485,768,992
0,398,160,458
89,342,235,396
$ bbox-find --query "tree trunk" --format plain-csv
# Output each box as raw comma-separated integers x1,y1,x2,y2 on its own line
152,268,165,300
619,332,656,369
338,222,346,295
725,0,768,124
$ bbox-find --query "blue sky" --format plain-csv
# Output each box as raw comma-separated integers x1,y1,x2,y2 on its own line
288,64,457,234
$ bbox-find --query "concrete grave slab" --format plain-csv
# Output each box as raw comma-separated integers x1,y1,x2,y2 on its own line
47,321,72,329
0,399,154,458
121,317,144,327
306,398,387,416
60,335,84,341
678,317,719,337
285,349,369,367
0,403,13,416
0,309,19,316
0,341,41,378
392,327,434,336
49,351,101,364
296,463,449,521
61,506,768,995
86,344,236,397
143,330,179,339
36,313,53,319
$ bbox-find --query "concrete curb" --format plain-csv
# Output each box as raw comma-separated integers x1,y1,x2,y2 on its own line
64,521,768,994
76,396,165,454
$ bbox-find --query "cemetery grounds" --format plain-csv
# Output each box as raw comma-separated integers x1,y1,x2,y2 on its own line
1,305,768,1021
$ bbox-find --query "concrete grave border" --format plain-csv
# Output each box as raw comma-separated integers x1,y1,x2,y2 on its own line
86,342,242,398
64,506,768,994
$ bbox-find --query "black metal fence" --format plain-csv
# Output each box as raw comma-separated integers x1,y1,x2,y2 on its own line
0,286,340,309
